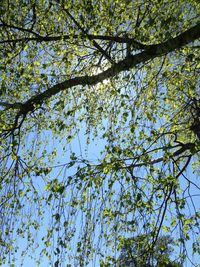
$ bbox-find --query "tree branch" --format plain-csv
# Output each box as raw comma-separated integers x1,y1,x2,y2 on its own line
0,33,148,49
0,21,41,37
60,6,115,64
0,102,24,110
131,143,195,168
4,23,200,116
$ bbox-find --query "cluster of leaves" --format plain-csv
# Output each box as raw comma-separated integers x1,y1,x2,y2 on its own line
117,235,181,267
0,0,200,266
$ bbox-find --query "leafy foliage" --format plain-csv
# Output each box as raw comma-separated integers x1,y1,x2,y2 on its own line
0,0,200,266
118,235,181,267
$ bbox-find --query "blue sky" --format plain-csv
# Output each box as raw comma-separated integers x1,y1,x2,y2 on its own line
2,122,200,267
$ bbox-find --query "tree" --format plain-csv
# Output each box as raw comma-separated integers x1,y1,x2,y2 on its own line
0,0,200,266
118,235,181,267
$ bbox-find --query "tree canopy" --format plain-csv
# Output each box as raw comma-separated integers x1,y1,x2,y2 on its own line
118,235,181,267
0,0,200,266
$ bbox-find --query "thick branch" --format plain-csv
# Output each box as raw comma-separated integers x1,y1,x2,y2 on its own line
6,23,200,115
